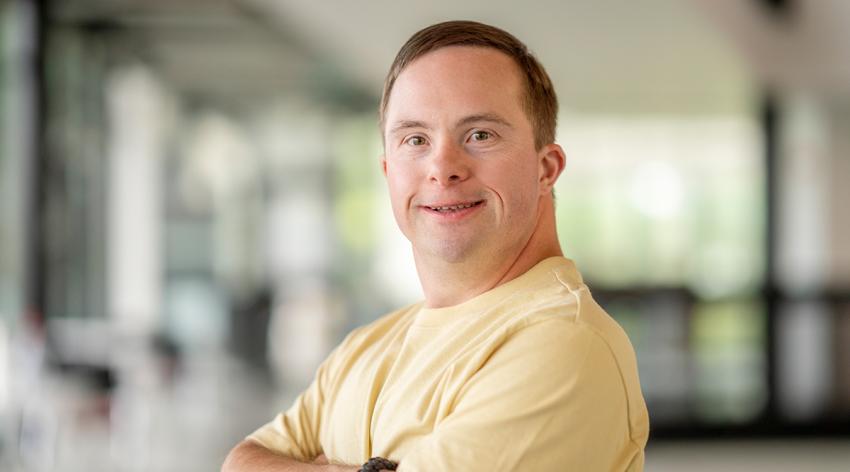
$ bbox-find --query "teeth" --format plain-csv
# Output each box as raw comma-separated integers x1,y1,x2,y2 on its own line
431,202,477,211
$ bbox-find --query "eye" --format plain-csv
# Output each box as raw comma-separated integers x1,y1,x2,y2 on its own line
405,135,427,146
470,130,492,142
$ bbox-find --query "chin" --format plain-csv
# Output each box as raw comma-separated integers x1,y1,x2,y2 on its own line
422,239,479,264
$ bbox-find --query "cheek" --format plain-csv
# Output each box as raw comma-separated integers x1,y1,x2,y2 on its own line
386,158,425,188
386,164,409,194
385,163,418,216
504,171,541,227
486,157,539,205
506,178,539,218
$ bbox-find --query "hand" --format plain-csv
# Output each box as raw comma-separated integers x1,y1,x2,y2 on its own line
314,454,393,472
312,454,360,471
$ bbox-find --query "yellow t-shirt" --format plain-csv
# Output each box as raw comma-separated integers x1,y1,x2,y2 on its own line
249,257,649,471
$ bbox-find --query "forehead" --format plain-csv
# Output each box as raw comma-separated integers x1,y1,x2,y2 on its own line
384,46,527,127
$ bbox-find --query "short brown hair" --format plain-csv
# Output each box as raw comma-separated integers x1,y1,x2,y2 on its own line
379,20,558,150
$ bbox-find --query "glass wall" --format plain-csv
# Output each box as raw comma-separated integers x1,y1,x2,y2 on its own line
553,114,769,427
555,115,764,294
1,0,37,467
774,95,850,426
0,1,30,324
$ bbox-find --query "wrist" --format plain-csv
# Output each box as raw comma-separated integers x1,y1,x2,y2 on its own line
358,457,398,472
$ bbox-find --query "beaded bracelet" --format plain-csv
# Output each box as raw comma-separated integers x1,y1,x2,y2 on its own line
358,456,398,472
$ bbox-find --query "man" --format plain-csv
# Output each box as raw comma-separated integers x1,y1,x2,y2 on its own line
223,20,649,471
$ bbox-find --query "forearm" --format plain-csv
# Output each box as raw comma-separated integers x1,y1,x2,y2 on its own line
221,440,359,472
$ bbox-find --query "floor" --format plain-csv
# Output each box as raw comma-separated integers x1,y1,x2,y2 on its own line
645,440,850,472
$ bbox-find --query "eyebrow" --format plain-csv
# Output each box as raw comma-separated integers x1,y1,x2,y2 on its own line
389,120,429,135
455,113,513,130
388,113,513,136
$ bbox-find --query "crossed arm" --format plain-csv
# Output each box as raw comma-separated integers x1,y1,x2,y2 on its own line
221,440,360,472
222,320,645,471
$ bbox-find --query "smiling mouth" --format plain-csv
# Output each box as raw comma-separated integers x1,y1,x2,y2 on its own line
424,200,484,213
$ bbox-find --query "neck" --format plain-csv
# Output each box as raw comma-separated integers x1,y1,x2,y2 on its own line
415,196,563,308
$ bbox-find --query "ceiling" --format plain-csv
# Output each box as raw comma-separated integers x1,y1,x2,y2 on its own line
48,0,850,114
247,0,754,114
696,0,850,96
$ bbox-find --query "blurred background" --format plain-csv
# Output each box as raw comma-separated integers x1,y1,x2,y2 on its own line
1,0,849,470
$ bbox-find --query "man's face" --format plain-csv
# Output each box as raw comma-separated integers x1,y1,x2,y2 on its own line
382,46,548,264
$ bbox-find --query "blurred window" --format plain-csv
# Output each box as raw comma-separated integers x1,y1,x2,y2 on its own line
555,115,764,296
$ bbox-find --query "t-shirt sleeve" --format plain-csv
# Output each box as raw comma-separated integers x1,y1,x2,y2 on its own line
398,320,644,471
246,341,342,461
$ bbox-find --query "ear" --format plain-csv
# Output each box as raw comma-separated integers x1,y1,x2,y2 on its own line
381,155,388,177
537,143,566,195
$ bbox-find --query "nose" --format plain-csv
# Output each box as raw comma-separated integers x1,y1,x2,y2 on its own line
428,141,470,186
